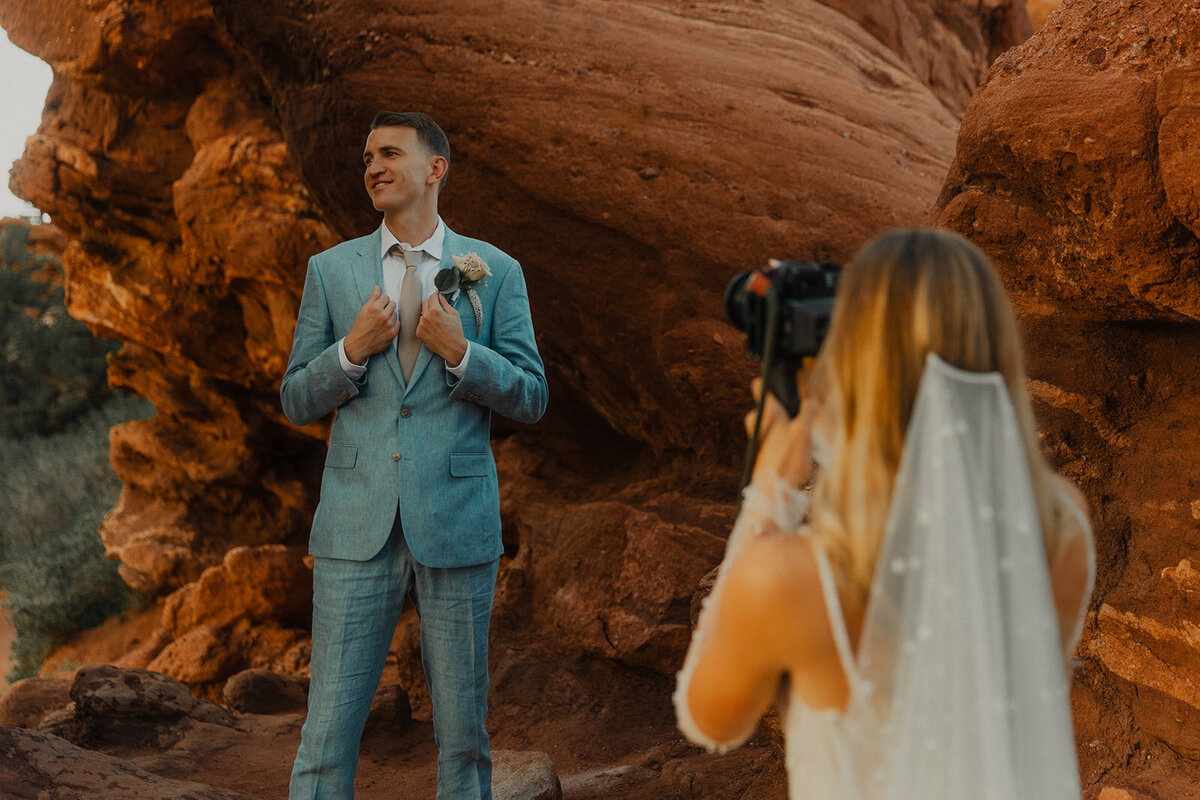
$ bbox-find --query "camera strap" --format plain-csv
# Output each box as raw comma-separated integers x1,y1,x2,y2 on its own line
740,284,781,492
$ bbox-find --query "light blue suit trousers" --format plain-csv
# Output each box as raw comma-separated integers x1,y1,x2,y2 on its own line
281,225,547,799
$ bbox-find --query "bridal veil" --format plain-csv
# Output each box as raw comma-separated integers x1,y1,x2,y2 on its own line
843,353,1083,799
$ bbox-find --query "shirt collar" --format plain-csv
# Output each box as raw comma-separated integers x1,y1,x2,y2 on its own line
379,216,445,261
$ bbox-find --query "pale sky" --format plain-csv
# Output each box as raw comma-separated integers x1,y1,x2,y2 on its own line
0,30,52,220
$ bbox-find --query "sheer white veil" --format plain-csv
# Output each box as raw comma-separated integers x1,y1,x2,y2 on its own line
844,353,1082,799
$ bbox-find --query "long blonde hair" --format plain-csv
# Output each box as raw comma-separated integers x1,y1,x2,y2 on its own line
806,229,1059,605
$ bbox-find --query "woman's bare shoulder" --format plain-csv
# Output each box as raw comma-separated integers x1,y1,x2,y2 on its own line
727,532,821,601
723,533,830,652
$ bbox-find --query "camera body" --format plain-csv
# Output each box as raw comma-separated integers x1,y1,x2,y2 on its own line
724,259,841,416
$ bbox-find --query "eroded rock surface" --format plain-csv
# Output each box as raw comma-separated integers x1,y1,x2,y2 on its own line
162,545,312,634
933,0,1200,794
937,1,1200,323
2,0,339,597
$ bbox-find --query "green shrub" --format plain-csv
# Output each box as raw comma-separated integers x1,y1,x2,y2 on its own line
0,394,152,680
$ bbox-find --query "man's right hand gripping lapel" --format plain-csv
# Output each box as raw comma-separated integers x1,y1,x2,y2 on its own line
344,285,400,366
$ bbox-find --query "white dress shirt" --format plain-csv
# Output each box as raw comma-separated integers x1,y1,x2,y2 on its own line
338,216,471,380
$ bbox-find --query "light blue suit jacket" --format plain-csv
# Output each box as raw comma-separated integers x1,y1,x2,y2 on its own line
280,226,548,567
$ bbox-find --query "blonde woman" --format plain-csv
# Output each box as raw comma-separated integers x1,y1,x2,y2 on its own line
675,229,1095,800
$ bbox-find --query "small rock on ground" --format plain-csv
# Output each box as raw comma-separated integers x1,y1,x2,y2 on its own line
493,749,561,800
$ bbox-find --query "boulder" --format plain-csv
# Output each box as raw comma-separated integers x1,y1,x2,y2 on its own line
146,625,240,686
50,664,234,750
222,667,309,714
0,677,72,729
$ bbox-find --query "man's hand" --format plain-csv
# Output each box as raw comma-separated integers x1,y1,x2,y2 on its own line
417,292,468,367
345,285,399,365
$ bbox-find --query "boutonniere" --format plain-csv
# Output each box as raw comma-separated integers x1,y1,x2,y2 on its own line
435,252,492,336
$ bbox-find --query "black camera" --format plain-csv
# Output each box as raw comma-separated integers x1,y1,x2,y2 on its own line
724,259,842,417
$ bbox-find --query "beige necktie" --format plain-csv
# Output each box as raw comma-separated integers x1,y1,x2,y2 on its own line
392,245,423,381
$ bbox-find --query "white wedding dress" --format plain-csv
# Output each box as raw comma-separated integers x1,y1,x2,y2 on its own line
676,354,1095,800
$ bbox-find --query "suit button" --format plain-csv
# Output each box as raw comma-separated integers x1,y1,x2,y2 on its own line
466,392,479,402
400,407,411,418
391,452,401,462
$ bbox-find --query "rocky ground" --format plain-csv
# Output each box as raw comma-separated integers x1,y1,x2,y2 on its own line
1,653,785,799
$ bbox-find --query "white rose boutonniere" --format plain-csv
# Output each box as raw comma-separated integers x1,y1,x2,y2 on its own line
436,253,493,336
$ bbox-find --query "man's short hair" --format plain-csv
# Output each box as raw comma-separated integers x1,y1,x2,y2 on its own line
370,111,450,190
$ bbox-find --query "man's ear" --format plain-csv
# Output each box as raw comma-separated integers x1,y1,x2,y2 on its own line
427,155,448,187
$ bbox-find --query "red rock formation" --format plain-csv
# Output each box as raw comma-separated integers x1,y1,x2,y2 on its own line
818,0,1033,111
0,0,1035,795
0,0,987,630
160,545,312,635
934,1,1200,795
221,668,309,714
2,2,339,598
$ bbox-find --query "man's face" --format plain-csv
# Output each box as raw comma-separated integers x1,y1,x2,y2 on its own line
362,125,438,214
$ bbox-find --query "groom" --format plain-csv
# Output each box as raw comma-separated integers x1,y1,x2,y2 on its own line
280,111,548,799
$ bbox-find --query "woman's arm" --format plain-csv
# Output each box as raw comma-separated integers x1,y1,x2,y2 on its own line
675,534,830,747
674,376,827,748
1047,475,1096,659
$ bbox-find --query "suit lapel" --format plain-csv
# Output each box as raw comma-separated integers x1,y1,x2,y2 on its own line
351,228,384,306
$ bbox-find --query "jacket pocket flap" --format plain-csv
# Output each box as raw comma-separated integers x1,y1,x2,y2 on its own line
449,452,491,477
325,444,358,469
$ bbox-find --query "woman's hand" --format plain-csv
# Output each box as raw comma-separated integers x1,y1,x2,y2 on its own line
745,366,817,490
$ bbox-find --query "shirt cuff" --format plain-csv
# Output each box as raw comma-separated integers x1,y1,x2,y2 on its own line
338,338,367,379
445,342,471,378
